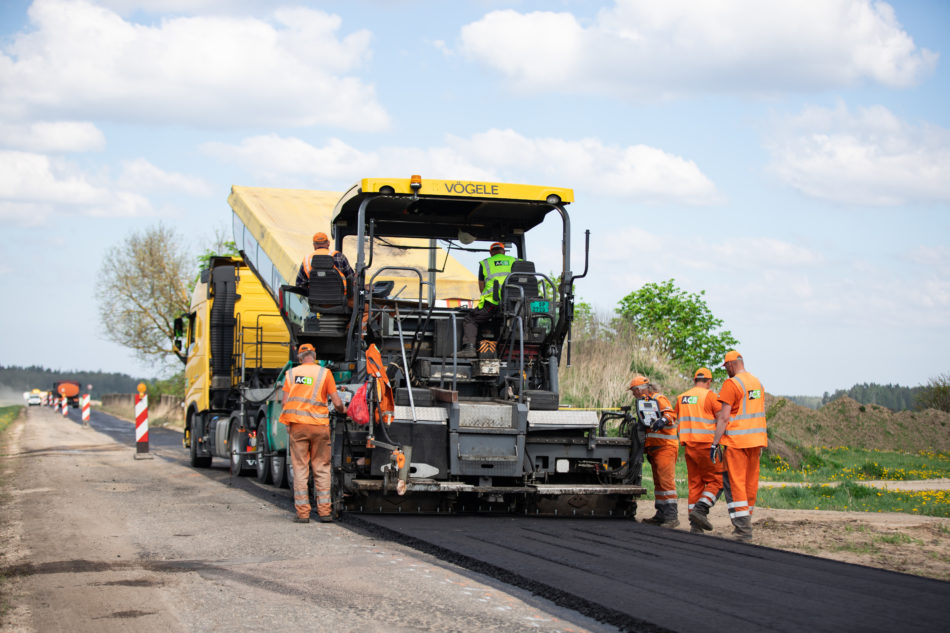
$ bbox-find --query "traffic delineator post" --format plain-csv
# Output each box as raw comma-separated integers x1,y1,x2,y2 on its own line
134,383,152,459
81,394,91,427
61,396,68,417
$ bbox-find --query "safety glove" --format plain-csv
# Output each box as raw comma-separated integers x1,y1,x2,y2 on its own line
650,417,667,431
709,444,723,463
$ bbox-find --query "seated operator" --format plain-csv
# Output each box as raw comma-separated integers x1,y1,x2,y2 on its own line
296,231,354,292
458,241,518,358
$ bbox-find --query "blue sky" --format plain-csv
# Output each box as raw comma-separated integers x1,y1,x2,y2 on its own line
1,0,947,396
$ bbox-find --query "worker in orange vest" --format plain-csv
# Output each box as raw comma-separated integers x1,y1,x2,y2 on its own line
629,375,679,527
675,367,725,534
279,343,345,523
711,350,766,541
296,231,354,290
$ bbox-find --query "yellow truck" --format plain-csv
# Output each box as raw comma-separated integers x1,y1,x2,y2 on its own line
177,178,646,516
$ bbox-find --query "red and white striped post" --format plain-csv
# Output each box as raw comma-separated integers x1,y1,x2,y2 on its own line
81,394,91,426
134,382,150,458
61,396,68,417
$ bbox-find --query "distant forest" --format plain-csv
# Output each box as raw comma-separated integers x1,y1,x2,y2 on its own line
784,382,924,411
0,365,144,396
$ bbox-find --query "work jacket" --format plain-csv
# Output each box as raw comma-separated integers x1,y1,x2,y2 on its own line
279,363,331,427
299,247,348,294
478,254,517,308
720,371,767,448
642,393,678,448
676,386,719,446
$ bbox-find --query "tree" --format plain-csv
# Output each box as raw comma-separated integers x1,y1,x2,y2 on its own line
615,279,738,380
916,374,950,413
95,223,192,367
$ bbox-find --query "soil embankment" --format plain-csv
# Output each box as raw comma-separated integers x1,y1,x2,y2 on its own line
766,395,950,453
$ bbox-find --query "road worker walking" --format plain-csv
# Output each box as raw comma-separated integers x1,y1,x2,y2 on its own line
279,343,345,523
629,375,680,527
711,351,766,541
675,368,724,534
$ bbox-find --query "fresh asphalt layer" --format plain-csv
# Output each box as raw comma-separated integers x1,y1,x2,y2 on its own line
355,506,950,632
53,404,950,633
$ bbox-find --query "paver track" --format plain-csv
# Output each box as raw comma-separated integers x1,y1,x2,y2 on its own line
355,514,950,633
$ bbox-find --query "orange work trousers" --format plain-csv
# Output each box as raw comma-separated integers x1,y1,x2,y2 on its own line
289,423,332,519
683,443,724,511
645,444,678,511
722,446,762,525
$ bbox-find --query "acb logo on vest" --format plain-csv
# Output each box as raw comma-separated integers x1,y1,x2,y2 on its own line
682,395,698,404
748,389,762,399
294,376,314,385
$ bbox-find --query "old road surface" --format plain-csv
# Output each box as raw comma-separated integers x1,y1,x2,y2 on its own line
3,407,949,633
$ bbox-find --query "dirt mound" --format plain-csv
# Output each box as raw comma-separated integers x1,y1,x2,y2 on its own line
765,394,950,452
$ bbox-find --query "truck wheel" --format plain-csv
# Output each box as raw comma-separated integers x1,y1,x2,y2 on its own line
185,413,211,468
255,420,272,484
189,427,211,468
271,451,288,488
229,420,251,477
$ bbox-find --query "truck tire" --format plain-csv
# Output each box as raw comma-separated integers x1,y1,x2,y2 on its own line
188,414,211,468
271,450,288,488
255,418,272,484
229,419,252,477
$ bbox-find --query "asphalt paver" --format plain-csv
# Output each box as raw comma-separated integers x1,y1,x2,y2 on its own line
355,513,950,633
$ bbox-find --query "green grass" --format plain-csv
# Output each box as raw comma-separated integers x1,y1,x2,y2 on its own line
759,445,950,483
0,405,20,620
755,482,950,517
0,405,22,435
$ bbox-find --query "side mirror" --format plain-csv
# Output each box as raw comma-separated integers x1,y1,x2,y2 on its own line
173,316,184,337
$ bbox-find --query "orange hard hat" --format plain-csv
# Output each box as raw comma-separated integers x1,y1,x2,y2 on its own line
489,241,506,252
312,232,329,244
628,375,649,389
722,350,742,366
297,343,316,355
694,367,712,380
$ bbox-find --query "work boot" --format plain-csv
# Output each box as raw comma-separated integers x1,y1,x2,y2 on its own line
732,516,753,542
318,514,333,523
293,516,310,524
659,505,680,528
457,345,477,358
641,513,665,525
690,526,705,534
689,502,713,531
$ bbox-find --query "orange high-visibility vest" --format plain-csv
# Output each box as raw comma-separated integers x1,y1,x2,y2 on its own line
301,247,347,294
643,393,678,447
279,363,331,426
676,386,718,445
721,371,767,448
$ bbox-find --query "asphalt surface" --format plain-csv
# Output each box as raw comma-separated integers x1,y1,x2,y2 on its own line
11,405,950,633
2,406,619,633
355,504,950,632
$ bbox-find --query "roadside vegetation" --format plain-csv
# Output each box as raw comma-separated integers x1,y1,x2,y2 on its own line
757,483,950,518
0,406,21,435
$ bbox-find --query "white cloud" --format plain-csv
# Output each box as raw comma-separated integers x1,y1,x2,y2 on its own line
0,0,387,129
203,129,719,204
459,0,937,97
767,103,950,205
0,150,152,224
117,158,213,196
0,121,105,153
96,0,260,14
